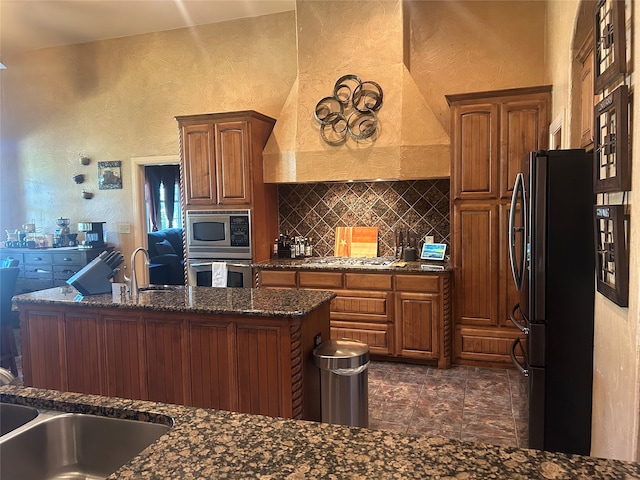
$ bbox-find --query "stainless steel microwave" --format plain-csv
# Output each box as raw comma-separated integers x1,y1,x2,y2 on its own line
185,209,251,259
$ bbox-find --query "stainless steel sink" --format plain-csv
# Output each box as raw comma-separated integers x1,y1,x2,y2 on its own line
0,412,171,480
0,404,39,436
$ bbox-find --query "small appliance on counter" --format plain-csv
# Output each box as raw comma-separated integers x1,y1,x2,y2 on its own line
66,250,124,295
53,217,79,247
78,222,106,249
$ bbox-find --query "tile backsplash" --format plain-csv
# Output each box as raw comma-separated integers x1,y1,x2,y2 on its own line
277,180,450,257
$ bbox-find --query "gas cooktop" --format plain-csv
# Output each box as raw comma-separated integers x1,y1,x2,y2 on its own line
302,256,397,268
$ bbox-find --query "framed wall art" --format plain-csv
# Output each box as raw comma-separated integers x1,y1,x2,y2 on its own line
98,161,122,190
593,84,629,192
594,204,629,307
594,0,626,93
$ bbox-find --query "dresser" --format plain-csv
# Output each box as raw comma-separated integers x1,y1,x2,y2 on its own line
0,247,110,293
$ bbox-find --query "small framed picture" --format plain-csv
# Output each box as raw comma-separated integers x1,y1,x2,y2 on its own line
98,161,122,190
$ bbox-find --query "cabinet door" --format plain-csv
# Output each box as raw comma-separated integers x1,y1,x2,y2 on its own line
145,317,187,405
579,48,594,148
188,321,237,411
396,292,439,359
499,96,549,199
21,309,65,390
452,202,499,327
64,311,104,395
451,103,499,200
104,314,146,400
215,121,251,205
181,123,217,205
498,203,523,328
236,323,289,417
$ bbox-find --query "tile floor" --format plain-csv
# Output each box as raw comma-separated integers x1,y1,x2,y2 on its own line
367,361,529,448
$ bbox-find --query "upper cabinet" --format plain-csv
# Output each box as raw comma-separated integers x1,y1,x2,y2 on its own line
176,111,275,207
577,30,595,150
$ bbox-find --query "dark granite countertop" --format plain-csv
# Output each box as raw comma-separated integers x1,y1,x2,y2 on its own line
253,257,452,273
12,284,336,318
2,386,639,479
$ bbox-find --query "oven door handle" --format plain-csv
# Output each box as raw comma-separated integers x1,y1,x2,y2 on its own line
225,263,251,268
510,338,529,377
509,303,529,334
189,262,213,267
189,262,249,268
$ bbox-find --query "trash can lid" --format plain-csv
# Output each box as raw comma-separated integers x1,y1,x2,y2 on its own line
313,338,369,360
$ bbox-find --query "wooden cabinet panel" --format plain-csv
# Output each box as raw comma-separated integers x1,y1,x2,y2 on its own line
331,326,389,354
215,121,251,205
396,292,439,360
452,202,498,326
451,103,499,199
395,274,440,293
103,315,146,400
64,312,104,396
181,123,216,205
21,310,65,390
577,31,594,149
299,271,343,289
455,326,523,366
188,321,237,411
145,318,186,405
500,97,549,199
258,270,297,288
345,273,392,290
498,203,522,328
236,325,288,417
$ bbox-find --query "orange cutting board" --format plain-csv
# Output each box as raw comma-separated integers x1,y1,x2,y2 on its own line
334,227,378,257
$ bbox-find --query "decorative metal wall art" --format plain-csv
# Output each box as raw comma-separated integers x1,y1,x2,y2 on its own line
594,0,626,92
594,204,629,307
593,84,629,192
314,74,383,146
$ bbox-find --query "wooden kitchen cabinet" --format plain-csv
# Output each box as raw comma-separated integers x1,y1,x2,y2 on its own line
256,267,451,366
176,111,275,207
577,30,595,149
447,86,550,367
20,301,327,421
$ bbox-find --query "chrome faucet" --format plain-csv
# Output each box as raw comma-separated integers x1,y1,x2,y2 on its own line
128,247,150,297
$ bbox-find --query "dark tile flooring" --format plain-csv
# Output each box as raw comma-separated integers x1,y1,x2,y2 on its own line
368,361,529,448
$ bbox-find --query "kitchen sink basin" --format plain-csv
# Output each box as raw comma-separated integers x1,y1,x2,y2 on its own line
0,404,39,436
0,412,171,480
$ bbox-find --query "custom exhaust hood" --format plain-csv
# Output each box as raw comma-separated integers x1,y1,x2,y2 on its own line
263,0,450,183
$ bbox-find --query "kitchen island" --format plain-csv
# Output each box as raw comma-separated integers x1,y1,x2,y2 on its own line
13,284,334,421
2,385,640,479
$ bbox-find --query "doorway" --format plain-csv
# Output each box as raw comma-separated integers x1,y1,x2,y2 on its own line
130,155,180,285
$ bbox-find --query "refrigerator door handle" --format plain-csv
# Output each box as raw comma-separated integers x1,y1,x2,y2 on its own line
510,338,529,377
509,303,529,334
509,172,527,291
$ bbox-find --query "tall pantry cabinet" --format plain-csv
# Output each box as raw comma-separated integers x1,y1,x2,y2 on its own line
446,86,551,366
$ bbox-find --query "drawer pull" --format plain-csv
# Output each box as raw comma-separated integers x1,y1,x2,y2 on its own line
34,268,51,273
63,257,73,262
34,257,42,261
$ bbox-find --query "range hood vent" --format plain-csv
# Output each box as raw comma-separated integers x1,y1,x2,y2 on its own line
263,0,450,183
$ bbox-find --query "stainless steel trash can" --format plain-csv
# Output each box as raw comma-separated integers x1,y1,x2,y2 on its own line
313,338,369,428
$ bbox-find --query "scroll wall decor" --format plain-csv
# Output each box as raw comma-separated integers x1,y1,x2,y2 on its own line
314,74,383,146
594,204,629,307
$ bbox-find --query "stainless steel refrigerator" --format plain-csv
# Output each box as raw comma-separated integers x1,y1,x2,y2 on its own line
509,149,595,455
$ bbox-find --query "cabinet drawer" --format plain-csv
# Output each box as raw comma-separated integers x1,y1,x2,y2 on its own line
259,270,297,287
0,252,23,264
331,290,390,323
53,252,83,265
299,271,343,289
395,274,441,293
344,273,391,291
24,265,54,279
24,252,52,265
53,264,81,280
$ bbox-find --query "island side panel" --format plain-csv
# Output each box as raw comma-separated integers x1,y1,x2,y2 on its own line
300,301,331,422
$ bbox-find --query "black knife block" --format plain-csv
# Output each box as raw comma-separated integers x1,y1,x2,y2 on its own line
66,256,114,295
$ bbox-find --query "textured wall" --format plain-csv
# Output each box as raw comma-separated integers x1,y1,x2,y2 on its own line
0,12,297,262
278,180,450,257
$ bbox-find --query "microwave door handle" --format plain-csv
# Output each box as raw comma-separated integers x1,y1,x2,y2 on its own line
509,303,529,334
509,173,526,291
510,338,529,377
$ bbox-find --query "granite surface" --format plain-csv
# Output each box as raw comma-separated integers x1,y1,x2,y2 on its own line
11,284,336,318
253,257,452,273
2,385,640,479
